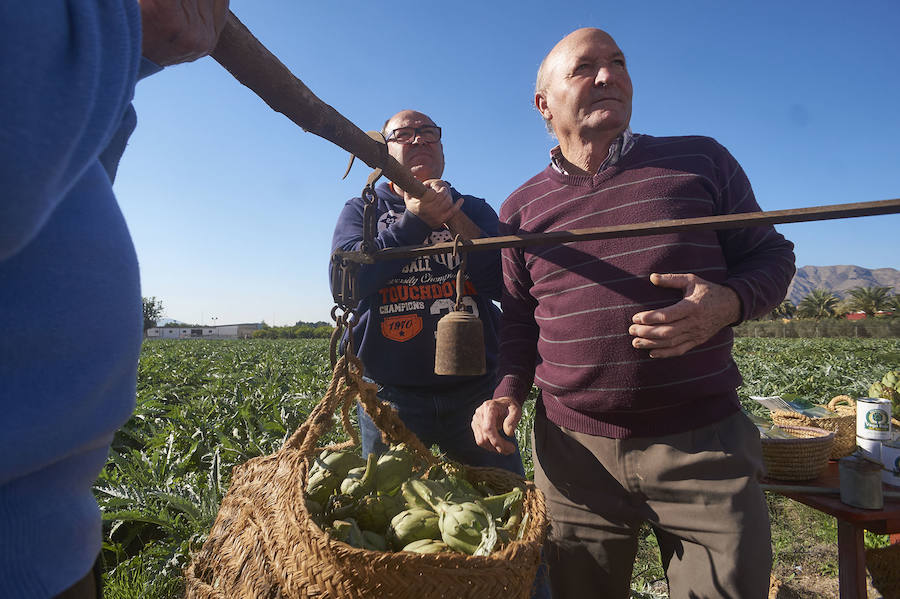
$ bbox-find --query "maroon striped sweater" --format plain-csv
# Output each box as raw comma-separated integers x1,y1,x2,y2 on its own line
493,135,795,438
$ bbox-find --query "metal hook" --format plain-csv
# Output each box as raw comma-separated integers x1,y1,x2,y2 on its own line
451,235,469,313
342,130,387,182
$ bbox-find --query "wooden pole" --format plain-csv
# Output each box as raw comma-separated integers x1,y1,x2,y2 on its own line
209,11,481,239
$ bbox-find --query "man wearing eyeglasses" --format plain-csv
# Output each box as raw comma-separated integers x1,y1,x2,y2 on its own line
330,110,527,475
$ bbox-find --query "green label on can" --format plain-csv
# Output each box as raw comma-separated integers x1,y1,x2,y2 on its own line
865,409,889,431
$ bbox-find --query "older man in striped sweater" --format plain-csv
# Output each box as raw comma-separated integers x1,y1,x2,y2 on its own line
472,28,795,598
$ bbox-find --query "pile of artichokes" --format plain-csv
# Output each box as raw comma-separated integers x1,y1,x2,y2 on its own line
304,443,526,556
869,369,900,418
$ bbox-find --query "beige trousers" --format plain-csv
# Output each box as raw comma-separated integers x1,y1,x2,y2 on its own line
533,409,772,599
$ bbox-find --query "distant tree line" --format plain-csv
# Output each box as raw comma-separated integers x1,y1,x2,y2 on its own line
762,285,899,322
252,321,334,339
737,285,900,338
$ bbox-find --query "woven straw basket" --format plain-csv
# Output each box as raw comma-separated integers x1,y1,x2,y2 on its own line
184,353,548,599
867,543,900,599
760,425,835,481
770,396,857,459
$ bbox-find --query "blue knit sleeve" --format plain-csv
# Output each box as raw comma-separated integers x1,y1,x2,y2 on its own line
453,191,502,301
0,2,142,261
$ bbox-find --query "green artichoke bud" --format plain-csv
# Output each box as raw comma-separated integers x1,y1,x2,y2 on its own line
387,508,441,550
324,493,358,522
331,518,366,548
306,466,342,505
375,445,417,494
311,448,366,479
438,501,497,556
340,453,378,499
882,370,900,390
354,493,406,534
402,539,451,554
406,478,455,511
441,474,484,502
869,381,899,403
479,487,525,520
361,530,389,551
401,480,434,511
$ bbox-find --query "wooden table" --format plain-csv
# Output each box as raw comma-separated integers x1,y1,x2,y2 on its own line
764,462,900,598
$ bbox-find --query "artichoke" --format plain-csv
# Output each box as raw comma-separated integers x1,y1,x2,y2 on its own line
306,466,342,505
441,474,484,502
311,448,366,479
324,493,358,522
869,381,899,403
882,370,900,390
354,493,405,534
479,487,525,521
375,444,418,494
341,453,378,498
438,501,498,556
330,518,367,548
401,480,433,511
402,539,451,554
361,530,389,551
387,508,440,550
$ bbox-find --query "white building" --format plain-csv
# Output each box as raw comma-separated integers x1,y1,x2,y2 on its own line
146,323,263,340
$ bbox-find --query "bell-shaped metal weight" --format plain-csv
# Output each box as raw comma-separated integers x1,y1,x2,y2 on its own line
434,310,485,376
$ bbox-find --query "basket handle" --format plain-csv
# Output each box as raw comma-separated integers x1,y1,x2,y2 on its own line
770,410,810,425
281,354,360,455
827,395,856,411
280,353,438,466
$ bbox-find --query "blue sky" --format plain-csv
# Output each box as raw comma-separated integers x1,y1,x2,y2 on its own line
114,0,900,326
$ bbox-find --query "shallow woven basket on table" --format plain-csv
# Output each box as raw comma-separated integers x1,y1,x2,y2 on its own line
760,425,834,481
770,396,857,459
183,353,548,599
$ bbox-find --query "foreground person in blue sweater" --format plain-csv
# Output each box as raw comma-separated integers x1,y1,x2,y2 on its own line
0,2,227,597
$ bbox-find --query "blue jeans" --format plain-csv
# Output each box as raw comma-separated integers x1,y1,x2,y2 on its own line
357,376,551,598
358,375,525,476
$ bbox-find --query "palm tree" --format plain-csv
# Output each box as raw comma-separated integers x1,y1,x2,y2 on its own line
772,299,796,320
797,289,839,322
846,286,894,316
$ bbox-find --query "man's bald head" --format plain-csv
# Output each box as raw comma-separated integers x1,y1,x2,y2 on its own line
535,28,618,96
534,28,632,143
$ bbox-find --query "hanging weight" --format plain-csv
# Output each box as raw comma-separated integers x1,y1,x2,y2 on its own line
434,310,485,376
433,239,486,376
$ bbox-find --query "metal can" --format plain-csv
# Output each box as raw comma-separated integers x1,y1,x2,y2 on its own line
856,397,892,440
882,439,900,488
839,454,884,509
856,435,882,462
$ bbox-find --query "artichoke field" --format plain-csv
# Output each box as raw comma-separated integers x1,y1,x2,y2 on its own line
97,337,899,598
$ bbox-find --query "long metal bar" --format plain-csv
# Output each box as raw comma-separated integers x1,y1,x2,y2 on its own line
333,198,900,264
210,11,482,239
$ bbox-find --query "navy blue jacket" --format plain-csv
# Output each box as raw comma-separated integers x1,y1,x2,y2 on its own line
330,181,501,388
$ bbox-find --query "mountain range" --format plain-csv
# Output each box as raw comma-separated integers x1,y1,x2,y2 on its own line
786,265,900,305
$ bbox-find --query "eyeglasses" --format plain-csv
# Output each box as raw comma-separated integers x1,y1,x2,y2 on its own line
385,125,442,145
